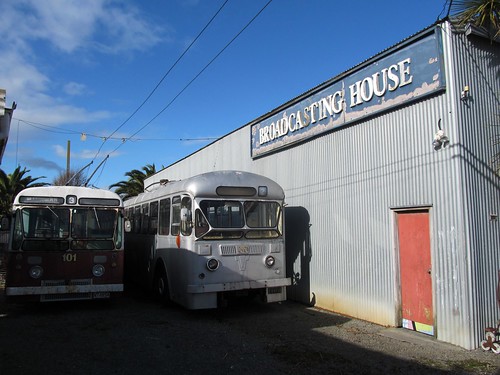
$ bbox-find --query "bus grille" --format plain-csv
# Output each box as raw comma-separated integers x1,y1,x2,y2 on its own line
268,287,283,294
40,279,93,301
42,279,92,287
220,244,264,256
41,293,93,302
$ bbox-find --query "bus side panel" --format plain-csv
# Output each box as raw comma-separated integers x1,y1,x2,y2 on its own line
124,232,155,288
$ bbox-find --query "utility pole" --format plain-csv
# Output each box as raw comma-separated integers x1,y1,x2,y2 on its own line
66,140,70,176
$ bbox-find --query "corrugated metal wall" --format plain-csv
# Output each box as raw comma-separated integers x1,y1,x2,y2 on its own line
146,22,500,349
446,22,500,348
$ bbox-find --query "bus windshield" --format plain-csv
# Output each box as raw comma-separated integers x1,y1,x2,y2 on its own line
12,207,119,251
71,208,118,250
243,201,281,228
200,201,244,228
21,207,70,239
196,200,282,239
71,208,117,239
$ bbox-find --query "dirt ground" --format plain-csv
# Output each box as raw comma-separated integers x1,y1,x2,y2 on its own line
0,281,499,375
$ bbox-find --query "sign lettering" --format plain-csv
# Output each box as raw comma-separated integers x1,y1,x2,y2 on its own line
251,30,444,158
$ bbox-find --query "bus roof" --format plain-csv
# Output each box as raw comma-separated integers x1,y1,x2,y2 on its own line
14,185,123,207
125,170,285,207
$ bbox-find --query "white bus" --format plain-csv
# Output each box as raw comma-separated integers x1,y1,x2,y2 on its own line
124,170,290,309
5,186,125,302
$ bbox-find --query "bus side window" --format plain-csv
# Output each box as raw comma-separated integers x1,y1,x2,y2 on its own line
1,216,10,230
195,209,209,237
159,198,170,235
12,210,23,250
141,203,149,234
124,208,132,232
134,206,141,233
180,196,192,236
171,196,181,236
149,201,158,235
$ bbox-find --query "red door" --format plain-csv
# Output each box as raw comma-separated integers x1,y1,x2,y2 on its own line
397,210,434,335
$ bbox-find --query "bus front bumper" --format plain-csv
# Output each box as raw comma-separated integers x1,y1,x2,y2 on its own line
186,277,291,294
6,283,124,296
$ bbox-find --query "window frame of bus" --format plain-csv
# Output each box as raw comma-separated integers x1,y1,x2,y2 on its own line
159,198,170,235
133,206,141,233
141,203,149,234
180,196,192,236
149,201,159,235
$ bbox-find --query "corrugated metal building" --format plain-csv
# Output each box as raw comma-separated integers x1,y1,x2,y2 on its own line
144,21,500,350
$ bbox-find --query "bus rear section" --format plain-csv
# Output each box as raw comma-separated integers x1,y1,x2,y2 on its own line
5,186,125,302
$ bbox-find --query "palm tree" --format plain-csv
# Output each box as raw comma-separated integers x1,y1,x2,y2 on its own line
450,0,500,38
0,166,48,216
110,164,157,200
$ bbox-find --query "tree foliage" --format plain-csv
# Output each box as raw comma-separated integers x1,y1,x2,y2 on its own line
52,168,88,186
0,166,48,216
450,0,500,38
109,164,157,200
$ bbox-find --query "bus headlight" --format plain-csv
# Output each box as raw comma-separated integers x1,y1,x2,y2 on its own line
265,256,275,268
29,265,43,279
92,264,105,277
206,258,219,271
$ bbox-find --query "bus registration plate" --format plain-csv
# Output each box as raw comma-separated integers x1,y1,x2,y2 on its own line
238,245,249,254
93,292,110,299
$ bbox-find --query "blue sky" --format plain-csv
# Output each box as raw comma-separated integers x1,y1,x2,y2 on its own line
0,0,450,189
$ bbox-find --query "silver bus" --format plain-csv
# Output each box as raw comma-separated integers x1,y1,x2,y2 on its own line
124,170,290,309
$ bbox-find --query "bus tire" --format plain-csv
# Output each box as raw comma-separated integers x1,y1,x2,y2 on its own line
154,267,171,304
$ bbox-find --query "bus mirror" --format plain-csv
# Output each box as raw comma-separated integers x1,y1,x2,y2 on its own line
124,219,132,233
0,216,9,231
181,208,193,229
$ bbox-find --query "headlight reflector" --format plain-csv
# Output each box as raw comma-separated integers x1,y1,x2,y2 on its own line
206,258,219,271
29,265,43,279
92,264,105,277
265,255,275,268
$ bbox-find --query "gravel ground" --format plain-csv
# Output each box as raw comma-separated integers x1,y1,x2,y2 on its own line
0,282,499,375
0,250,499,375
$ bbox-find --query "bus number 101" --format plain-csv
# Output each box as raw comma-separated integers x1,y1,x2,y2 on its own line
62,253,77,262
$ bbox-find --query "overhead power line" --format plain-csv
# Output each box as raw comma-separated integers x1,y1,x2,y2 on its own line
13,117,219,142
109,0,274,157
93,0,230,159
14,0,274,188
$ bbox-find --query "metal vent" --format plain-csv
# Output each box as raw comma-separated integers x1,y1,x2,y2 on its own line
220,244,264,256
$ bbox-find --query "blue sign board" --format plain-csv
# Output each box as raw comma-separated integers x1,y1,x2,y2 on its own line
251,30,444,158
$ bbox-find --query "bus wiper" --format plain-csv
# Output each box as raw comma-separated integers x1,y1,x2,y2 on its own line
46,206,59,219
93,208,101,229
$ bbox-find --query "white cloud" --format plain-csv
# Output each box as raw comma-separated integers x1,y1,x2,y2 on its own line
0,51,49,95
26,0,106,53
2,0,166,54
64,82,89,96
53,144,122,160
94,4,167,54
0,0,168,129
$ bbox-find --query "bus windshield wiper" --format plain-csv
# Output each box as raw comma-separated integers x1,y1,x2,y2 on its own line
93,208,101,229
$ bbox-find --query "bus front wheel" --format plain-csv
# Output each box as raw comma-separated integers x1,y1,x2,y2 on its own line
154,267,171,304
